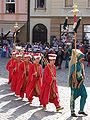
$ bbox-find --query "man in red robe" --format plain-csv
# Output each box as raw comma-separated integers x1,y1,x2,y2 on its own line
26,53,42,104
40,53,63,112
11,52,22,92
6,51,17,84
15,52,32,99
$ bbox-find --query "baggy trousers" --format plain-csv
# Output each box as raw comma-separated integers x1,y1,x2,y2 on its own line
70,84,87,113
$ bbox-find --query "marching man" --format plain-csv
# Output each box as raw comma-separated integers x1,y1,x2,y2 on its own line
69,49,88,117
15,52,32,99
6,51,17,84
26,53,42,104
40,53,63,112
10,52,22,92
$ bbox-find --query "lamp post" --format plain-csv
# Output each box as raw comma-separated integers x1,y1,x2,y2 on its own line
14,22,18,44
27,0,30,43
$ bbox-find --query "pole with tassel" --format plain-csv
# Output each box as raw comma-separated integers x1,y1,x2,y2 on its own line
65,2,82,88
72,4,82,88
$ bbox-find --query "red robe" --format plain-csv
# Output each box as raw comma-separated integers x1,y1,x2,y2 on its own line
15,61,32,98
6,58,15,84
26,63,42,102
11,60,22,92
79,47,84,54
40,64,60,108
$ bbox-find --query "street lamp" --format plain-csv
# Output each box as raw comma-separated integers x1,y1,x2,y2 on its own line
14,22,18,44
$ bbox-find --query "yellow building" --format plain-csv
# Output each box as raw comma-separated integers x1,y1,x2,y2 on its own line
30,0,90,45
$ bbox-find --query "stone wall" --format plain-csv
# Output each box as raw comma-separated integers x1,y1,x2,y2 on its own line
50,17,90,41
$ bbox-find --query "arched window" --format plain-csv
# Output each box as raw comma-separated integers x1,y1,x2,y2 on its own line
32,24,47,44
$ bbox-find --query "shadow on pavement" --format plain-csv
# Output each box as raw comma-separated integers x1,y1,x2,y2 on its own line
0,83,27,113
0,84,15,100
0,84,12,95
0,94,17,103
0,83,9,91
1,99,27,113
28,109,62,120
8,104,42,120
0,84,16,102
66,116,83,120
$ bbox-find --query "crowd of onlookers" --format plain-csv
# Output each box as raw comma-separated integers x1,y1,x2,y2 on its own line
0,44,12,58
0,37,90,68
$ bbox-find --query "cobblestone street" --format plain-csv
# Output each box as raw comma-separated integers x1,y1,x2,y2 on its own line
0,58,90,120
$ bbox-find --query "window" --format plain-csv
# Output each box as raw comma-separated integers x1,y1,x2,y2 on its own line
60,24,74,42
88,0,90,7
65,0,73,7
6,0,15,3
6,0,15,14
35,0,46,10
83,25,90,44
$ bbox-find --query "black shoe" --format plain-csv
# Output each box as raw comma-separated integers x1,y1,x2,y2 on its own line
78,111,88,116
71,113,77,117
56,106,64,112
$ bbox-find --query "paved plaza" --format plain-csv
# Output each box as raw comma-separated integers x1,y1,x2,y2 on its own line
0,58,90,120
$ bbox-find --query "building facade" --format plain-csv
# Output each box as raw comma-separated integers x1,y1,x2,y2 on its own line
0,0,27,43
1,0,90,45
30,0,90,45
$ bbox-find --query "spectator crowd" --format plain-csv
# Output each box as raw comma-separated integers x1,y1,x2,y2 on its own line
0,37,90,68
